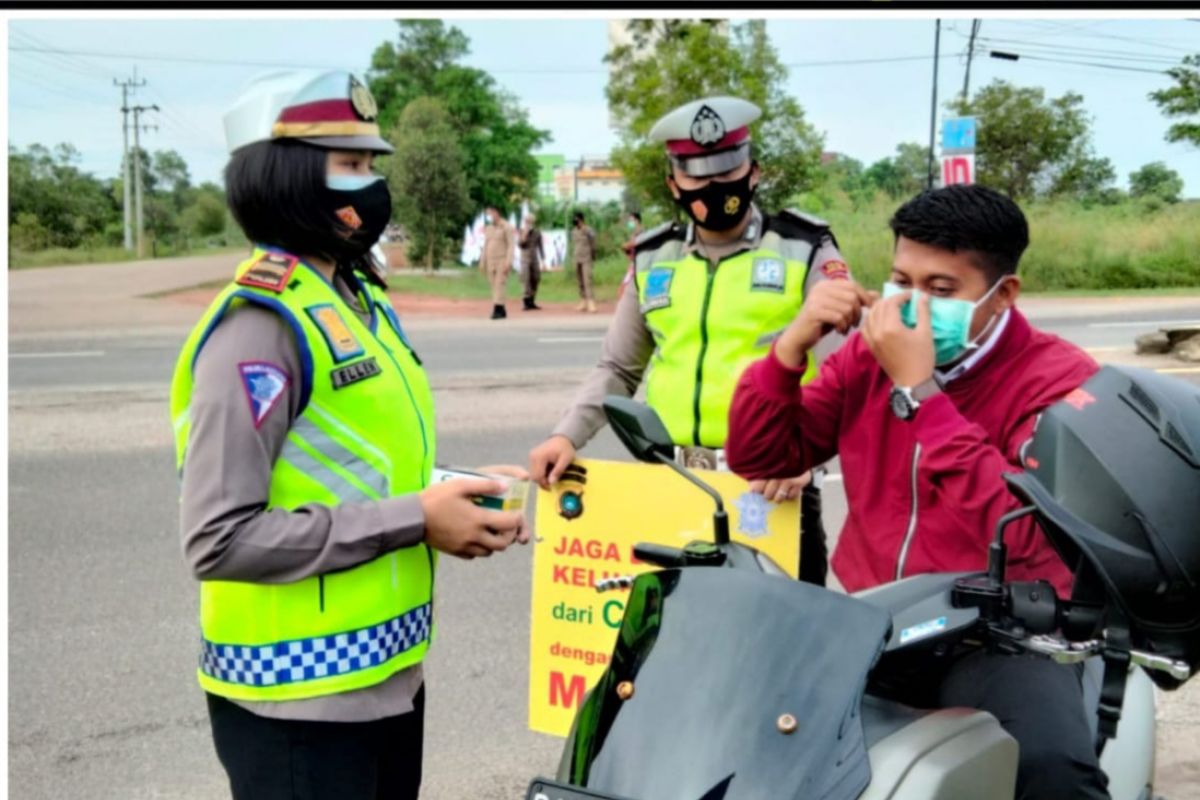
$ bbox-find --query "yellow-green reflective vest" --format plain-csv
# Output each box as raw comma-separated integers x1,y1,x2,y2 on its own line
636,227,821,448
170,247,437,703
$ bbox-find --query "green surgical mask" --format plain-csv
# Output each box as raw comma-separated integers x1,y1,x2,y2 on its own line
882,280,1004,366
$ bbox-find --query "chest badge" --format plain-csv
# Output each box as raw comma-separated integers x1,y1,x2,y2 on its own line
307,304,365,363
751,257,786,293
640,267,674,313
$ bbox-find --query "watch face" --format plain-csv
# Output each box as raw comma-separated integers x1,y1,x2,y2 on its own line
890,388,913,420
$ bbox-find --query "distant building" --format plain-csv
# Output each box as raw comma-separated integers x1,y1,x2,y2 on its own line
533,154,565,201
552,156,626,205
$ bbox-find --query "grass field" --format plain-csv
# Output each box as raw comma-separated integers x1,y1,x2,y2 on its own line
823,197,1200,292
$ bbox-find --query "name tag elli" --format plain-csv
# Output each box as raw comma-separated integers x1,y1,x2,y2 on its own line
331,357,382,389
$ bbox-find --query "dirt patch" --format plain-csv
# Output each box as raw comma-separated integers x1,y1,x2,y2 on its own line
162,286,615,318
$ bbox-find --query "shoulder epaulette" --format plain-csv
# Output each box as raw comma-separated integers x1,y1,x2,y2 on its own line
765,209,838,248
236,251,299,293
633,221,686,255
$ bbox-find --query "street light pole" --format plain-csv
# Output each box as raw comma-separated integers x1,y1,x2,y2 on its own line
927,18,941,190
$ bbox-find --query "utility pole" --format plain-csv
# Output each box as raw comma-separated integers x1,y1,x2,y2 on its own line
962,19,981,104
928,19,941,190
114,68,145,251
130,104,159,258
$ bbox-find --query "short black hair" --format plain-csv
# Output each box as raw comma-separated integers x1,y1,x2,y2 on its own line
889,184,1029,283
573,211,585,223
630,211,642,222
225,139,346,261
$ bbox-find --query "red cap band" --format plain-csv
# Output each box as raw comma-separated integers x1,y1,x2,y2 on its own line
278,99,359,124
665,126,750,156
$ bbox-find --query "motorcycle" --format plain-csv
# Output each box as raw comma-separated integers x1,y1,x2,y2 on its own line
526,364,1196,800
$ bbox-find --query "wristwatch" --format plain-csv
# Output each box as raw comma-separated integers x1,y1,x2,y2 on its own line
889,377,943,421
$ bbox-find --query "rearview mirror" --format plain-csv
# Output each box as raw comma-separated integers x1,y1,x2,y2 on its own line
603,396,675,464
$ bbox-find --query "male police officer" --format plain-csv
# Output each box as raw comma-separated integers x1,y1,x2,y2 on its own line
529,96,851,584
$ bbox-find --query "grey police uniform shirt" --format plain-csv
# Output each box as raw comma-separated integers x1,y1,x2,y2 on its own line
180,270,425,723
551,205,850,449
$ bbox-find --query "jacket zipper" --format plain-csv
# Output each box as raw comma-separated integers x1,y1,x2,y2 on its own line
691,262,719,446
894,443,922,580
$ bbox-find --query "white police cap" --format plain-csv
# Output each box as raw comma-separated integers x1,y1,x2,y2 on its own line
223,69,394,155
648,96,762,177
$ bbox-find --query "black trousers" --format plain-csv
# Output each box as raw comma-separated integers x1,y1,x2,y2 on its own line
907,651,1111,800
798,482,829,586
206,686,425,800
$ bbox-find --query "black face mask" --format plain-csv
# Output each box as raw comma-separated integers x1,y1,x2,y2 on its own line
320,176,392,265
670,163,758,232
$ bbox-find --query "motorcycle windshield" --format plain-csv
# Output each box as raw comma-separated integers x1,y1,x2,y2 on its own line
561,568,892,800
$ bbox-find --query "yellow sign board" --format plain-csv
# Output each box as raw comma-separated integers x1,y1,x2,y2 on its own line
527,457,800,736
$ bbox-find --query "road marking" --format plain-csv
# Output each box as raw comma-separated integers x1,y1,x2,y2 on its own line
823,474,843,484
10,350,105,359
1156,367,1200,374
1087,320,1200,329
537,336,604,344
1084,346,1124,354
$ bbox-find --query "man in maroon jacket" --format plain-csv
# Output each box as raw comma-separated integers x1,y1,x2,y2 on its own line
726,185,1109,799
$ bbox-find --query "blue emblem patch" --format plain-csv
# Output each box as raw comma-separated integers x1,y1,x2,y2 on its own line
734,490,773,538
641,267,674,312
238,361,290,429
751,257,786,292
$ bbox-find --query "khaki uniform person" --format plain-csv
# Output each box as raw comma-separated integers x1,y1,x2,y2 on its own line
530,95,853,585
571,210,597,313
481,206,515,320
519,216,544,311
171,69,528,800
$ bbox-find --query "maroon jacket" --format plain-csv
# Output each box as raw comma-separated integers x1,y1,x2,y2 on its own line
726,309,1099,597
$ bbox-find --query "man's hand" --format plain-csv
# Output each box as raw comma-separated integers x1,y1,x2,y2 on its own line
776,280,875,368
419,478,526,559
860,289,936,387
748,471,812,503
528,435,577,491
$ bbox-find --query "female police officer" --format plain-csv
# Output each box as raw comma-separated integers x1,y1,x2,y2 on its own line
170,70,527,799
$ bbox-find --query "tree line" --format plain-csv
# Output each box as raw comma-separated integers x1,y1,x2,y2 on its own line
8,19,1197,267
8,143,230,255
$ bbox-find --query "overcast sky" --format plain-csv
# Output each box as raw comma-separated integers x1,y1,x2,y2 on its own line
6,13,1200,196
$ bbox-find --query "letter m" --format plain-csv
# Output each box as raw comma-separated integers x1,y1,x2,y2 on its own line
549,671,587,709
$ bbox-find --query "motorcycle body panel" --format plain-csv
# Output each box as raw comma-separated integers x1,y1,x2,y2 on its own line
557,567,892,800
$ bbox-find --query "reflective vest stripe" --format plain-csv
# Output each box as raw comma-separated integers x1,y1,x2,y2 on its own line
306,400,394,477
200,602,432,687
280,435,379,503
290,416,390,498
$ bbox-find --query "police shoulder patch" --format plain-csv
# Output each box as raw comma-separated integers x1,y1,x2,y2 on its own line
640,266,674,312
306,304,365,363
818,258,851,281
237,252,298,293
238,361,290,429
751,257,787,293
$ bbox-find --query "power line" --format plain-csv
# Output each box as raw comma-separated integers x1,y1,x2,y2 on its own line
9,43,963,76
974,35,1184,65
988,51,1171,76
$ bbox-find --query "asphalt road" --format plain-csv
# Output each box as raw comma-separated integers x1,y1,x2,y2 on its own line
9,302,1200,799
10,305,1200,392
